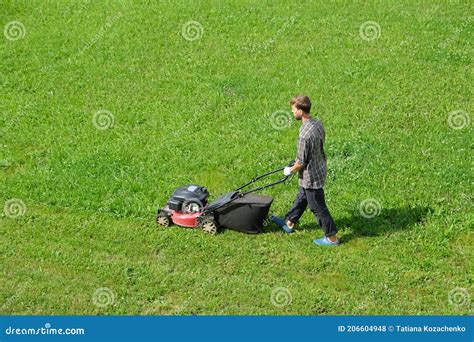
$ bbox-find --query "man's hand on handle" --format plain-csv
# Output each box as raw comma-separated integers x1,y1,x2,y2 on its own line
283,160,303,176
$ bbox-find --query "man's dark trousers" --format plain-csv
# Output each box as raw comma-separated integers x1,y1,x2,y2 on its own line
285,186,337,237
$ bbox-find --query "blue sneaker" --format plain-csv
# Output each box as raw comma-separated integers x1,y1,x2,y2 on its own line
313,236,340,246
271,215,294,234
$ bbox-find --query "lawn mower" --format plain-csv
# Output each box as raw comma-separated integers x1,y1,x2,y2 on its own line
156,162,295,234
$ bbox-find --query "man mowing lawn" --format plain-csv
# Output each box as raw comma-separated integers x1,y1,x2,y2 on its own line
272,95,340,246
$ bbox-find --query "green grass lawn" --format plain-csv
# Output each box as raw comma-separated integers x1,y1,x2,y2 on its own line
1,0,472,315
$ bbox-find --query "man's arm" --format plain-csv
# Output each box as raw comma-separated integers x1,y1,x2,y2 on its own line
283,136,309,176
291,136,310,173
290,160,303,173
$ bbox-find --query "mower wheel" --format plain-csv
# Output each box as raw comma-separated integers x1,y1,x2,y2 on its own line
200,217,218,235
156,211,171,227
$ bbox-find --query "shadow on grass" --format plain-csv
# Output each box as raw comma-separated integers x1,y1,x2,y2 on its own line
263,206,432,242
334,206,432,243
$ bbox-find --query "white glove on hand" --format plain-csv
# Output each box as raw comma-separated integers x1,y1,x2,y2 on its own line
283,167,292,176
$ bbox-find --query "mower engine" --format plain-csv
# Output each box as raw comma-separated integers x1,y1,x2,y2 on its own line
157,184,218,234
167,184,209,212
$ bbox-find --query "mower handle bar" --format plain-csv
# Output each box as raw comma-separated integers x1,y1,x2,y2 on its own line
201,161,295,215
234,161,295,196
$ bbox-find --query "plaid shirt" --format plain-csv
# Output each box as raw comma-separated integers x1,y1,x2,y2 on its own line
296,118,327,189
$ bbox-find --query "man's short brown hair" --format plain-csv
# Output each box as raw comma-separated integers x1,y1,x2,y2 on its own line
290,95,311,114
